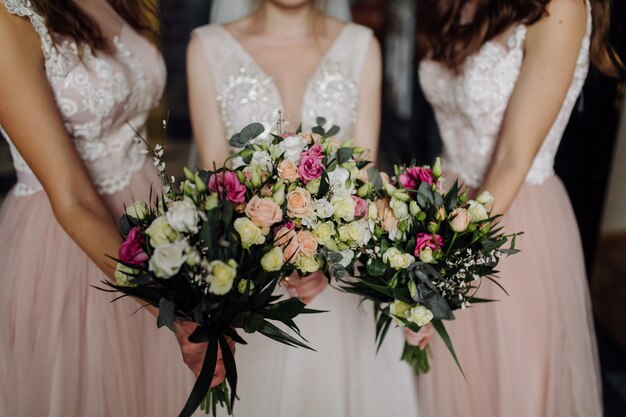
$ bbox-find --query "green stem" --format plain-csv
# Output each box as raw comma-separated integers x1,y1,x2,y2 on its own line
445,232,458,257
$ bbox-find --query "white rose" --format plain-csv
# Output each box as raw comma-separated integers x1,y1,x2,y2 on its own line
261,247,284,272
418,247,435,264
337,220,371,247
467,200,489,222
337,249,355,268
407,305,434,327
389,300,412,326
390,197,410,221
166,200,200,234
206,259,238,295
332,196,356,222
250,150,273,173
145,216,178,247
313,221,336,246
234,217,266,248
126,201,149,220
383,247,416,270
328,167,355,196
279,134,308,162
314,199,334,219
477,191,494,206
230,156,246,169
149,240,189,279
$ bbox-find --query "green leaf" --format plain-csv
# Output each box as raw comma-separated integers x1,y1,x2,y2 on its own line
119,214,134,236
366,259,387,277
367,167,383,191
316,116,327,127
337,147,353,164
229,123,265,147
312,126,325,135
258,320,315,350
326,125,340,137
432,320,465,378
318,170,330,197
221,201,234,227
296,123,303,134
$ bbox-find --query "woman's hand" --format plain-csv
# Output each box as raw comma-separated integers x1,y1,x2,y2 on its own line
405,324,435,350
283,270,328,304
174,321,236,387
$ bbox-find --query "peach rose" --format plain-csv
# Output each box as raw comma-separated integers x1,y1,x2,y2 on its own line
244,196,283,234
374,198,391,220
382,207,399,233
278,160,299,182
260,184,273,197
286,187,313,219
297,231,318,258
274,227,301,263
449,208,470,233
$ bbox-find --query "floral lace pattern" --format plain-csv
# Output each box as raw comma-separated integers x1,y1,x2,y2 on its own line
0,0,166,196
419,2,591,187
194,23,372,144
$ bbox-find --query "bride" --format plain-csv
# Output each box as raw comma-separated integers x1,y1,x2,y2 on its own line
187,0,421,415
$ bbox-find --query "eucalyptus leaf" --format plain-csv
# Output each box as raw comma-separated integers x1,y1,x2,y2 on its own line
326,125,340,137
337,147,353,164
367,167,383,191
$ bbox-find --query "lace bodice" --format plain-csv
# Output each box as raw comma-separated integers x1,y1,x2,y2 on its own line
418,2,591,187
0,0,166,196
192,23,372,144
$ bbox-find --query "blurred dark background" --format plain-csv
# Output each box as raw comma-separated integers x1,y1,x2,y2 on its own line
0,0,624,414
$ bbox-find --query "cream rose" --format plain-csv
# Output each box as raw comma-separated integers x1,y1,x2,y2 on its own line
383,247,416,270
297,256,320,274
277,159,299,182
418,246,435,264
407,305,434,327
449,208,470,232
332,196,356,222
390,300,412,326
286,187,314,219
126,201,148,220
234,217,266,248
297,230,318,258
467,200,489,222
149,240,189,279
114,263,138,287
145,217,178,247
244,196,283,235
477,191,494,206
261,247,284,272
166,200,200,234
206,259,238,295
313,221,336,246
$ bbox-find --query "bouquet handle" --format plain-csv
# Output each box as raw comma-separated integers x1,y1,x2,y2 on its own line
178,333,220,417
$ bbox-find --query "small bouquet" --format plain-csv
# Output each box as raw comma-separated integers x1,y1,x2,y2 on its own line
342,158,520,375
102,119,378,417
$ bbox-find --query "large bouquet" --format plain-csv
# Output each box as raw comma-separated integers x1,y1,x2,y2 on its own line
342,159,520,375
102,119,377,417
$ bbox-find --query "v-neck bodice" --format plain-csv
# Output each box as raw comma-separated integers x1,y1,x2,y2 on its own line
193,22,373,145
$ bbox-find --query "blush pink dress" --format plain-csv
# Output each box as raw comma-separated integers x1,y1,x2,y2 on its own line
191,23,420,417
0,1,198,416
416,2,602,417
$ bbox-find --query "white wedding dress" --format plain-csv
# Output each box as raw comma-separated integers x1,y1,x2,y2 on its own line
192,23,420,417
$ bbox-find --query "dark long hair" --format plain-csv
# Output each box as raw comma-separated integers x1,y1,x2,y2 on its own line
29,0,159,51
416,0,623,77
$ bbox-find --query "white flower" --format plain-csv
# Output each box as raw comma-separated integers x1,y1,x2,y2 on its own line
166,200,200,234
407,305,434,327
389,300,412,326
313,221,336,246
250,150,273,173
477,191,494,206
383,247,416,269
314,199,334,219
206,259,238,295
467,200,489,222
126,201,148,220
337,220,371,247
418,247,435,264
231,156,246,169
145,217,178,247
390,197,410,221
115,263,138,287
327,167,355,196
234,217,266,248
279,134,308,162
149,240,189,279
332,196,356,222
261,247,284,272
337,249,355,268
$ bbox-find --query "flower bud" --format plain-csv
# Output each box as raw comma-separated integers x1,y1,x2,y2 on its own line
183,166,195,181
250,169,262,188
238,279,255,294
417,212,427,222
357,183,372,198
427,222,439,234
272,182,286,205
205,193,219,211
194,174,207,193
306,178,321,195
458,191,469,204
409,201,421,217
433,157,443,178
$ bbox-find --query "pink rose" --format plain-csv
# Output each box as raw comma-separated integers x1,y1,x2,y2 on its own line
286,187,313,219
352,196,368,219
399,167,435,190
305,144,324,161
297,231,319,258
449,208,470,232
414,233,444,257
244,196,283,234
277,160,299,182
208,171,246,205
298,154,326,184
274,227,301,263
119,227,149,266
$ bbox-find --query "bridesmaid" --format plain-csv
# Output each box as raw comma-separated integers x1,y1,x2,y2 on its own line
415,0,622,416
0,1,223,416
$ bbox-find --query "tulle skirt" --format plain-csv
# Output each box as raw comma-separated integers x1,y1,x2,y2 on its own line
217,288,420,417
417,175,602,417
0,162,200,417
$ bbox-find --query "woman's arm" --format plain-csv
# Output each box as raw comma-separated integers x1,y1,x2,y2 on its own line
478,0,588,214
187,34,231,169
353,36,383,163
0,8,122,280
